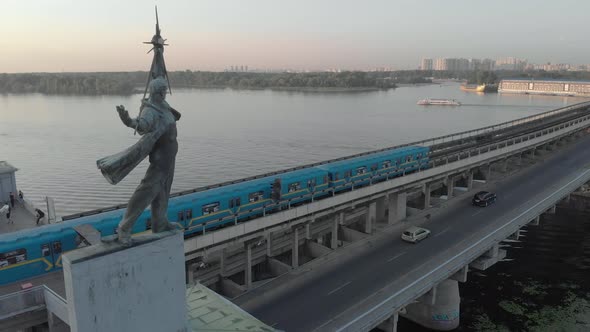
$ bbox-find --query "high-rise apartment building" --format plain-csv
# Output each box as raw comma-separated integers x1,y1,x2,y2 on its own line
420,58,433,70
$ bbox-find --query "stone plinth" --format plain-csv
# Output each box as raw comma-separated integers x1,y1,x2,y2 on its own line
63,231,187,332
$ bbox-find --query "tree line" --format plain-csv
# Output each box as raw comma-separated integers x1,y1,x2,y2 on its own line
2,69,590,95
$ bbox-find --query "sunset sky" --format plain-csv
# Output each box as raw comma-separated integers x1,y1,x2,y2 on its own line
4,0,590,73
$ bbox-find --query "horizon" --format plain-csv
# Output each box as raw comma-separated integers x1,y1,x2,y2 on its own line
4,0,590,73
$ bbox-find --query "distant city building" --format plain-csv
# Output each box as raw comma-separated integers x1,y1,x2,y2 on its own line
420,58,433,70
495,57,527,71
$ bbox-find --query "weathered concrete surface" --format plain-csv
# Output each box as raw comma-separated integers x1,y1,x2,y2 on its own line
63,231,187,332
402,280,460,331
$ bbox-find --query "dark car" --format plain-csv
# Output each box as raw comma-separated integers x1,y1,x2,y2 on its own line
472,191,497,207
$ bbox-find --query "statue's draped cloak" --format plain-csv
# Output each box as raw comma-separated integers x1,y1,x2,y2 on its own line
97,100,181,185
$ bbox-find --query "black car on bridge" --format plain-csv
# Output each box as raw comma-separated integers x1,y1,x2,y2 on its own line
472,191,497,207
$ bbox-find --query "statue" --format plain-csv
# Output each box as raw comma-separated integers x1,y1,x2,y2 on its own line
96,7,180,246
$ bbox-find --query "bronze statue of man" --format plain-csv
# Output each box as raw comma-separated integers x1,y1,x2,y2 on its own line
97,9,180,245
97,77,181,246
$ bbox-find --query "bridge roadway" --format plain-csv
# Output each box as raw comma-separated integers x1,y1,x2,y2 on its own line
237,133,590,331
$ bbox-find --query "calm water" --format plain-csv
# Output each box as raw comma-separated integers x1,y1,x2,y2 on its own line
0,82,587,216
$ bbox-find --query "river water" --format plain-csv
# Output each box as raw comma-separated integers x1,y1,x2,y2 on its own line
1,82,585,216
1,82,589,330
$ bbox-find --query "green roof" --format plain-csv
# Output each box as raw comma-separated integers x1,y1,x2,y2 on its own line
186,283,277,332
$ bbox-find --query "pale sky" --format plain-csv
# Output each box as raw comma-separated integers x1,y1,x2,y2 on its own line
3,0,590,73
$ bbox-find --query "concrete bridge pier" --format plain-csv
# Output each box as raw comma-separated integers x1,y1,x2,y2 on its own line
365,202,376,234
446,177,455,199
377,312,399,332
375,195,387,221
388,192,407,224
423,183,432,209
401,279,460,331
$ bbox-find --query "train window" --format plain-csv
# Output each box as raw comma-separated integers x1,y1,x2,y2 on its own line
288,182,301,192
383,160,391,168
324,175,330,183
344,170,352,178
146,218,152,230
406,155,412,162
356,166,367,174
307,179,316,188
371,163,378,171
0,248,27,267
202,202,220,215
41,244,50,257
334,173,339,181
53,242,62,254
185,209,193,219
248,191,264,202
416,153,422,160
229,197,241,208
235,198,241,207
178,211,184,221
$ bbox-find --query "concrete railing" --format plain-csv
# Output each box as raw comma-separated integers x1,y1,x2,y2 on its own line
333,169,590,332
0,286,45,320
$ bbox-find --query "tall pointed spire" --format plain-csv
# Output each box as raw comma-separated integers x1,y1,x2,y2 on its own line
141,6,171,99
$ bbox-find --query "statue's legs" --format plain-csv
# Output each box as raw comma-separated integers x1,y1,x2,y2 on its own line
151,162,176,233
117,164,164,245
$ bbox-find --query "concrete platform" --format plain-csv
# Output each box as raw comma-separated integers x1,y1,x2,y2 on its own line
0,200,47,234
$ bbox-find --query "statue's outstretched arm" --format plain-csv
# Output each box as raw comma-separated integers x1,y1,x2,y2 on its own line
116,105,153,134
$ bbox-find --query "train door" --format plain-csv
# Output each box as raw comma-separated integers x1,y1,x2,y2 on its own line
41,241,62,268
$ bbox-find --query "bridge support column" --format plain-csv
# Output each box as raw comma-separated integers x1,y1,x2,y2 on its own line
305,222,311,240
187,265,195,284
485,164,492,181
466,172,474,191
376,195,387,222
365,202,376,234
500,158,508,173
331,212,342,249
446,177,454,199
245,243,253,289
547,205,556,214
423,183,431,209
292,228,300,268
402,279,460,331
530,215,540,226
265,232,273,257
220,248,227,277
377,312,399,332
388,192,407,224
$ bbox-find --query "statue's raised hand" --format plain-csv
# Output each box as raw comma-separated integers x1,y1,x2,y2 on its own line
116,105,133,127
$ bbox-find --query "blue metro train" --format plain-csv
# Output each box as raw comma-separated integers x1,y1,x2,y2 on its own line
0,145,429,285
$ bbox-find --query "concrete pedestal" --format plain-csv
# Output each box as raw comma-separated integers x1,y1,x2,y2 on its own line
63,231,187,332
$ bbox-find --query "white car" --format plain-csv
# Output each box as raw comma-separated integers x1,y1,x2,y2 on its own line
401,226,431,243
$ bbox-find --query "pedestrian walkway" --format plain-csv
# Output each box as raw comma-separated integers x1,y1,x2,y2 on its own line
0,200,46,235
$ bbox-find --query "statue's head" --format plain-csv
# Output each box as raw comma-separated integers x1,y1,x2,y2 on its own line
149,77,168,102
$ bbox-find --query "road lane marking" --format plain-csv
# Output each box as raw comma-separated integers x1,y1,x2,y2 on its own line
337,168,590,331
471,210,483,217
327,281,351,296
434,227,450,237
387,252,406,262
